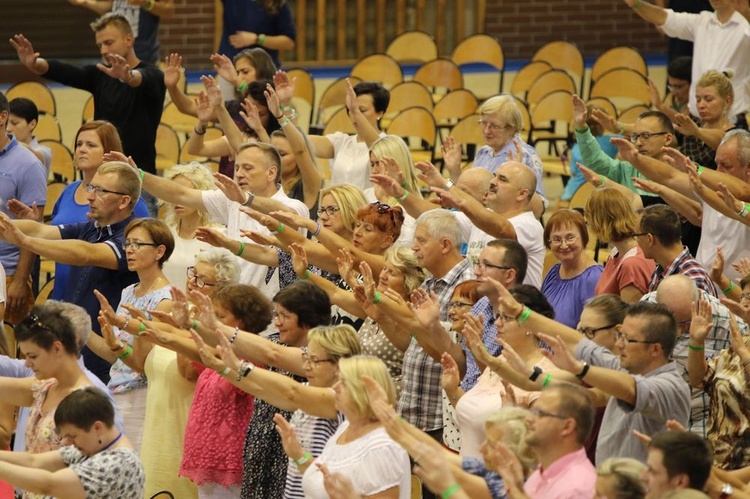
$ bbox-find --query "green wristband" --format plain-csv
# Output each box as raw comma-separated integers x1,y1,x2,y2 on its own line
396,190,410,202
139,322,147,333
373,291,381,304
258,33,266,46
516,306,531,323
191,320,199,330
138,168,145,181
542,373,553,388
442,484,461,499
722,281,735,295
237,241,246,257
696,165,704,176
293,451,311,467
117,345,133,360
688,342,705,352
300,269,311,280
273,223,285,234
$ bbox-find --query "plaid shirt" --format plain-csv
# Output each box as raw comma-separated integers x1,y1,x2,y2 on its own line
460,297,498,391
648,247,720,298
643,290,745,436
397,258,474,431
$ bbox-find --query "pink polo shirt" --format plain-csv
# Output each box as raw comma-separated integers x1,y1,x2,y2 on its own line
524,447,596,499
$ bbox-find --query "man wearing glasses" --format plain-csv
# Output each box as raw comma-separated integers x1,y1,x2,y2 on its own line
0,162,140,382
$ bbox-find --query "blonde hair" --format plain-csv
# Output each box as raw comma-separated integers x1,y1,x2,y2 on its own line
308,325,362,362
696,70,735,104
97,162,141,211
585,188,638,243
479,94,523,134
337,356,396,420
597,458,648,499
319,184,369,234
162,162,216,230
384,246,426,295
485,407,537,476
370,135,423,203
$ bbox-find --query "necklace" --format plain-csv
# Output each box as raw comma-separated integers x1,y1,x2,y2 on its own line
100,432,123,453
139,275,164,295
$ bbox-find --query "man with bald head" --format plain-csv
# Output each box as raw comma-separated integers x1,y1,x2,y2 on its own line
642,274,746,436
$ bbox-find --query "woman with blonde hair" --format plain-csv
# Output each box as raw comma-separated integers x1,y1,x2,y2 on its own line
585,188,654,302
595,457,647,499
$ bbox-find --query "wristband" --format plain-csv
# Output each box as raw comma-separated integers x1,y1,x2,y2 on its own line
722,281,735,295
400,180,409,189
441,484,461,499
139,322,147,333
117,345,133,360
373,291,381,304
311,221,322,237
516,306,531,323
696,165,704,176
599,175,606,187
230,326,239,344
191,320,199,330
299,269,311,280
237,241,246,257
396,190,410,202
194,124,207,136
576,361,590,380
542,373,553,388
242,191,255,207
138,169,145,181
618,121,626,134
257,33,266,46
739,202,750,219
273,113,284,120
273,223,285,234
110,342,125,352
218,367,231,377
280,117,292,127
294,452,312,467
688,342,705,351
236,81,248,93
280,104,292,111
444,179,454,190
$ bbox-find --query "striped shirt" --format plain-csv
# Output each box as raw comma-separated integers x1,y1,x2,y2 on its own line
648,247,720,298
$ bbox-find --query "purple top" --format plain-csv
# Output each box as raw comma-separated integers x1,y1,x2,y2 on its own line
541,263,603,328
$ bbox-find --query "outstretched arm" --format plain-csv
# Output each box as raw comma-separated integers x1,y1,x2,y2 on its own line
623,0,669,25
611,139,694,198
9,35,49,75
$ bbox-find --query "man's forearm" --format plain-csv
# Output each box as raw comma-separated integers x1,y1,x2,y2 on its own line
75,0,113,15
579,364,637,405
627,0,669,25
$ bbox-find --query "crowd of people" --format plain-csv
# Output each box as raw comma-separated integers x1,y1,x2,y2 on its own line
0,0,750,498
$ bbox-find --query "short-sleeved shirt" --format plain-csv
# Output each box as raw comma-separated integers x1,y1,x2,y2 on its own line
326,132,386,191
595,245,654,297
0,134,47,275
473,139,547,202
696,201,750,282
219,0,296,67
60,445,145,499
28,136,52,177
542,263,603,328
648,247,719,297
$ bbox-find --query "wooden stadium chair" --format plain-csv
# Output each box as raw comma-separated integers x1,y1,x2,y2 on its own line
350,53,403,89
618,103,651,124
433,89,478,128
451,33,505,98
286,67,315,129
2,323,17,358
586,97,618,120
386,31,438,63
526,69,577,111
531,41,584,95
44,182,68,222
529,90,574,154
448,113,485,165
40,140,76,183
155,123,180,173
410,475,422,499
82,94,95,124
386,106,437,164
384,81,434,125
35,278,55,306
589,68,651,113
323,107,356,136
591,46,648,84
413,58,464,98
510,60,553,98
148,492,175,499
6,81,56,116
314,76,362,127
35,114,62,142
178,126,223,164
509,95,532,140
161,100,199,135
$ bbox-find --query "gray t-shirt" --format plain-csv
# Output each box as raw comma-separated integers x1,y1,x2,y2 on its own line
60,445,144,499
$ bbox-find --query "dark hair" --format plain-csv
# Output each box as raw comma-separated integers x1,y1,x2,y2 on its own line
543,209,589,250
75,121,123,155
667,56,692,83
9,97,39,123
246,80,281,135
16,305,78,355
54,387,115,430
0,92,9,115
357,203,405,242
649,432,712,490
637,110,675,134
213,284,273,333
274,281,331,330
549,384,594,445
233,48,277,81
585,294,628,327
487,239,528,284
510,284,555,320
639,204,681,246
124,218,175,267
626,302,677,357
353,82,390,114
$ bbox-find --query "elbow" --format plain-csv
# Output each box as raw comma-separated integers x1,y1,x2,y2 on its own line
283,38,296,50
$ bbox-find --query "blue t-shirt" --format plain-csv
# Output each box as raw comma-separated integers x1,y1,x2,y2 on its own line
541,263,603,328
50,180,149,301
219,0,296,67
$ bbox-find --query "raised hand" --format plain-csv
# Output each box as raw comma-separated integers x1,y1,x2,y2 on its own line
409,288,441,329
590,108,620,134
336,249,356,283
632,177,662,196
269,210,308,230
240,97,264,132
216,328,241,372
213,172,246,204
289,243,309,279
273,70,296,106
97,315,123,351
241,229,280,247
716,183,743,214
441,136,462,177
9,34,41,69
710,246,726,284
689,298,714,346
414,161,446,188
229,31,258,49
461,313,494,367
169,285,191,329
577,162,605,188
344,78,358,116
359,261,378,303
189,289,221,332
485,276,523,319
493,441,527,497
440,352,461,393
610,137,640,165
497,337,533,378
101,150,137,169
194,226,233,248
274,413,306,461
5,199,38,221
646,78,662,108
93,289,124,328
121,304,147,322
200,75,223,108
97,54,132,81
194,91,214,124
720,297,750,324
686,161,705,195
412,441,462,498
571,94,588,129
0,213,26,247
264,83,283,119
661,146,692,173
317,463,360,499
191,330,226,372
147,310,179,328
732,256,750,279
673,113,701,138
537,333,583,373
163,53,183,88
728,314,750,363
209,53,238,85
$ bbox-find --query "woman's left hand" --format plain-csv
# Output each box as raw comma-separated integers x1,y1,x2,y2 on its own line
673,113,700,137
97,315,122,350
317,463,360,499
93,289,126,329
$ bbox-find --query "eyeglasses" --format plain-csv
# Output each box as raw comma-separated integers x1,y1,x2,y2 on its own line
615,330,658,345
317,205,341,217
577,323,617,339
86,184,128,197
478,119,512,133
449,301,474,310
186,266,217,288
548,234,578,246
272,310,295,323
122,240,160,251
529,407,569,420
496,313,520,324
473,261,512,272
628,132,669,143
301,352,336,367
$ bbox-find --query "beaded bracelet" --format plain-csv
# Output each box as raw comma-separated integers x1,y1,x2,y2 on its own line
230,326,239,344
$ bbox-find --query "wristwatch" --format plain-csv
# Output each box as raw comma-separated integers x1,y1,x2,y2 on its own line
235,360,255,382
444,180,455,190
529,366,543,382
720,483,734,498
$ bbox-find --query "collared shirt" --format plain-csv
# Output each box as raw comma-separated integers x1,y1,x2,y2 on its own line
524,447,597,499
473,139,547,202
397,257,474,431
648,247,720,297
643,290,740,436
460,297,498,391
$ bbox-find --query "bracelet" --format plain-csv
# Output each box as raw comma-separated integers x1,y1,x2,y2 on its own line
273,113,284,120
280,117,292,128
119,69,135,84
193,124,207,136
445,179,454,190
293,452,312,467
396,190,410,202
576,361,590,380
300,269,311,280
237,241,246,257
121,315,131,331
139,322,147,333
218,366,231,377
599,175,606,187
373,291,381,304
280,104,292,111
191,320,199,330
688,342,705,351
739,202,750,219
257,33,266,46
110,342,125,352
722,281,735,295
143,0,155,10
273,223,285,234
242,191,255,207
542,373,553,388
138,169,145,181
230,326,239,344
516,306,531,323
311,221,322,237
117,345,133,360
696,165,704,176
441,484,461,499
618,122,626,134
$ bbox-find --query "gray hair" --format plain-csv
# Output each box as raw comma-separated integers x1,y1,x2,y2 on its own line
414,210,463,250
721,129,750,166
194,248,240,286
479,94,523,134
42,300,92,354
